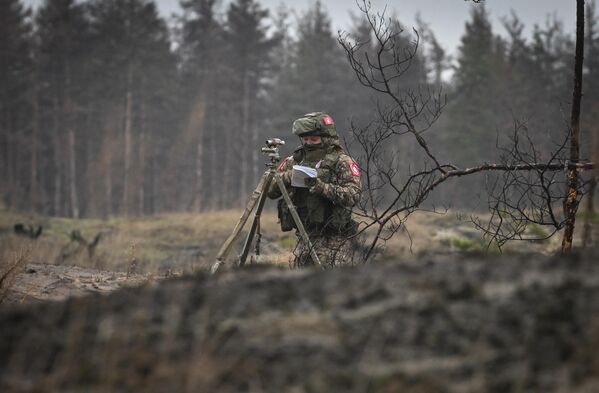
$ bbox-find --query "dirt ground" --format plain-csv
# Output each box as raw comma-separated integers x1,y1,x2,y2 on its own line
1,250,599,393
1,209,594,306
1,210,598,392
1,263,151,305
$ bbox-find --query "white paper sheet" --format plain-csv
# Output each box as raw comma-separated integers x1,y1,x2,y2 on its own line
291,165,318,188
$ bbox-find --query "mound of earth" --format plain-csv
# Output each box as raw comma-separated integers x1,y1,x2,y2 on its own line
2,263,152,305
1,251,599,393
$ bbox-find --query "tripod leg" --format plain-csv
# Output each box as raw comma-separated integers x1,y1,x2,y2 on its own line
211,172,269,274
239,173,273,267
275,176,323,269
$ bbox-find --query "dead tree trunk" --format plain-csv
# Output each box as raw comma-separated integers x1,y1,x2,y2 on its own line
561,0,585,253
239,72,251,206
193,96,206,212
185,86,207,213
123,64,134,217
138,95,146,216
209,118,218,210
149,146,156,215
0,109,6,206
582,176,596,246
3,109,15,210
67,125,78,218
30,69,40,212
100,121,115,217
582,116,599,246
222,129,232,208
52,94,62,216
64,57,79,219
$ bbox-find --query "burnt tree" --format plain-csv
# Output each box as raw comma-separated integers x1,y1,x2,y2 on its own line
338,0,595,260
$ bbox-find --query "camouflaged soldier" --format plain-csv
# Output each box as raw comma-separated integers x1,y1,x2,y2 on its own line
267,112,362,268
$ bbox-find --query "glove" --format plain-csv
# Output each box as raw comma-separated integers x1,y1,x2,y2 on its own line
306,177,326,194
304,168,329,192
280,169,293,186
304,177,317,187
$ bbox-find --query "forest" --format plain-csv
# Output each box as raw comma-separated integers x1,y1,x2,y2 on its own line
2,2,599,390
1,0,598,219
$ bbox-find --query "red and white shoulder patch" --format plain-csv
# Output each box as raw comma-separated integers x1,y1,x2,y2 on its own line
277,157,290,172
322,115,335,125
348,162,361,176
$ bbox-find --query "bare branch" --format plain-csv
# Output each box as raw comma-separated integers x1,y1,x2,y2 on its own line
339,0,594,262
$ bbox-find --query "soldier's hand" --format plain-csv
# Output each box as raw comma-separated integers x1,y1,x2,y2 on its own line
281,169,293,186
307,178,326,195
304,177,317,187
316,168,329,180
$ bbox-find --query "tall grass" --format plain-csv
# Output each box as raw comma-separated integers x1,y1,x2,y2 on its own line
0,243,31,304
0,210,284,274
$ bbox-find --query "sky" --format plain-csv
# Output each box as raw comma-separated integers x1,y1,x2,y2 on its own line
24,0,577,56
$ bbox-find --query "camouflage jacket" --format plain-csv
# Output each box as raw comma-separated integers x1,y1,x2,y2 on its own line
267,146,361,208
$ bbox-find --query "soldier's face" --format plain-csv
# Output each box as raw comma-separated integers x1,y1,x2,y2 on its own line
302,136,322,145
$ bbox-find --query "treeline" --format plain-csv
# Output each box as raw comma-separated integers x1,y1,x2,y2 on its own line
1,0,598,217
436,4,599,204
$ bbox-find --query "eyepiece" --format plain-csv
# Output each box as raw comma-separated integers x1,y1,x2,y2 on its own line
265,138,285,147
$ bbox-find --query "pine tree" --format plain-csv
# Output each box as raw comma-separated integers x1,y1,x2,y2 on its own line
130,3,178,216
438,5,509,207
345,13,378,126
528,18,575,155
266,6,297,137
224,0,279,204
270,0,355,145
179,0,223,210
36,0,89,217
86,0,177,216
417,14,450,88
582,0,599,241
501,13,540,122
0,0,32,211
446,5,505,167
584,0,599,158
587,1,599,98
293,1,351,119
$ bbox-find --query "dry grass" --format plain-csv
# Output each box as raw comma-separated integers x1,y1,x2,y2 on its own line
0,241,31,304
363,210,564,262
0,208,574,280
0,210,285,275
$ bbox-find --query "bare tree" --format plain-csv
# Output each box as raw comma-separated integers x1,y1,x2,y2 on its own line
123,63,134,217
338,0,594,261
561,0,586,252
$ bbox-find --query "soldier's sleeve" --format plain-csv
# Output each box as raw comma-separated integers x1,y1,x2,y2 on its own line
266,156,294,199
319,154,362,207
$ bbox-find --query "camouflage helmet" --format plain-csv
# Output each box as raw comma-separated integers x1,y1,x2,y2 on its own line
292,112,338,138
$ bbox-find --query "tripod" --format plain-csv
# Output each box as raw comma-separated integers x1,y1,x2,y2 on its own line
211,139,322,274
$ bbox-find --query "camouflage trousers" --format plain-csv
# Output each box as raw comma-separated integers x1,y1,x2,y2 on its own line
292,231,356,269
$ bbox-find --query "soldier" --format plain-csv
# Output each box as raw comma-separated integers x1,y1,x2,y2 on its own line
267,112,362,268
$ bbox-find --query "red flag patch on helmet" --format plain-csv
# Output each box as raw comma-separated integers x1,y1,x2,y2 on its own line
277,157,289,172
322,115,334,125
349,162,361,176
